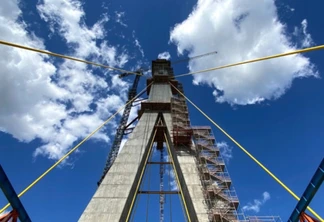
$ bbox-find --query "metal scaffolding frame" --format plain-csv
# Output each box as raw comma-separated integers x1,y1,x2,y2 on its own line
168,65,283,222
246,216,283,222
192,126,243,222
171,82,192,148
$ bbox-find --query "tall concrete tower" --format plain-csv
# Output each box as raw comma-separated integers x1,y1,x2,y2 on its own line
78,60,244,221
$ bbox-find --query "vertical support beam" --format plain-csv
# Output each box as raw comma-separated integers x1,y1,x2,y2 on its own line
120,123,157,222
0,165,31,222
288,159,324,222
79,113,158,222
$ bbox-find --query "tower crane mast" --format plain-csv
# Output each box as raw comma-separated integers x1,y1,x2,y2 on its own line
97,71,142,186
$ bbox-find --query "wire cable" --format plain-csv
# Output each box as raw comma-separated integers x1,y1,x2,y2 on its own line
0,40,140,75
169,83,323,222
168,156,173,222
0,83,153,214
175,45,324,78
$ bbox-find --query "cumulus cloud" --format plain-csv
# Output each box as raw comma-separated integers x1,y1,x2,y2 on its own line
0,0,137,161
0,0,68,144
158,51,171,60
217,141,233,163
242,191,271,213
170,0,318,105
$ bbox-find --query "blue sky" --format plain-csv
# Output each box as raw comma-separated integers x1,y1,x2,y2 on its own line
0,0,323,221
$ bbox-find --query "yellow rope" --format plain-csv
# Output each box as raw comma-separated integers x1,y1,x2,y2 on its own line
169,83,323,221
0,83,152,214
0,40,141,75
126,130,157,221
164,133,191,222
175,45,324,78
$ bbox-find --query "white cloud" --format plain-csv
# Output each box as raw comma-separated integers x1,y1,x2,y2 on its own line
0,0,68,143
135,39,144,57
288,6,295,12
170,0,318,105
132,31,145,58
166,168,178,191
293,19,314,48
158,51,171,60
115,11,127,27
34,0,132,160
0,0,132,161
263,191,270,201
217,141,233,163
242,191,271,213
163,153,178,191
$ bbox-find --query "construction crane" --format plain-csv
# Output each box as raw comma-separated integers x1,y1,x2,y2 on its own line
171,50,218,65
142,50,218,71
97,71,142,186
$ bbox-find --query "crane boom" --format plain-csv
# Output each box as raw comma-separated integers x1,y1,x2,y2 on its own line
97,72,141,186
172,50,218,65
141,50,218,73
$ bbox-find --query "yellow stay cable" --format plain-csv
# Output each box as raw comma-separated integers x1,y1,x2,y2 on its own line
175,45,324,78
0,83,153,214
126,130,157,221
164,133,191,222
0,40,141,75
169,83,323,221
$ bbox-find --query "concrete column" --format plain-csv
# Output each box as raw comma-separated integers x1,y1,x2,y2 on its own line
164,113,209,221
78,113,158,222
176,153,210,222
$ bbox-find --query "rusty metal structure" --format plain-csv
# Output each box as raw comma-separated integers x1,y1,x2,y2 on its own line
192,126,242,221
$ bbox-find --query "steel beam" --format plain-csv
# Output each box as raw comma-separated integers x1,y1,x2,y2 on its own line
138,191,180,194
288,158,324,222
0,165,31,222
147,162,171,165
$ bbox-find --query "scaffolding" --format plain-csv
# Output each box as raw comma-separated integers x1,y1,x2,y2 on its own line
167,59,283,222
171,82,192,148
192,126,244,222
246,216,282,222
